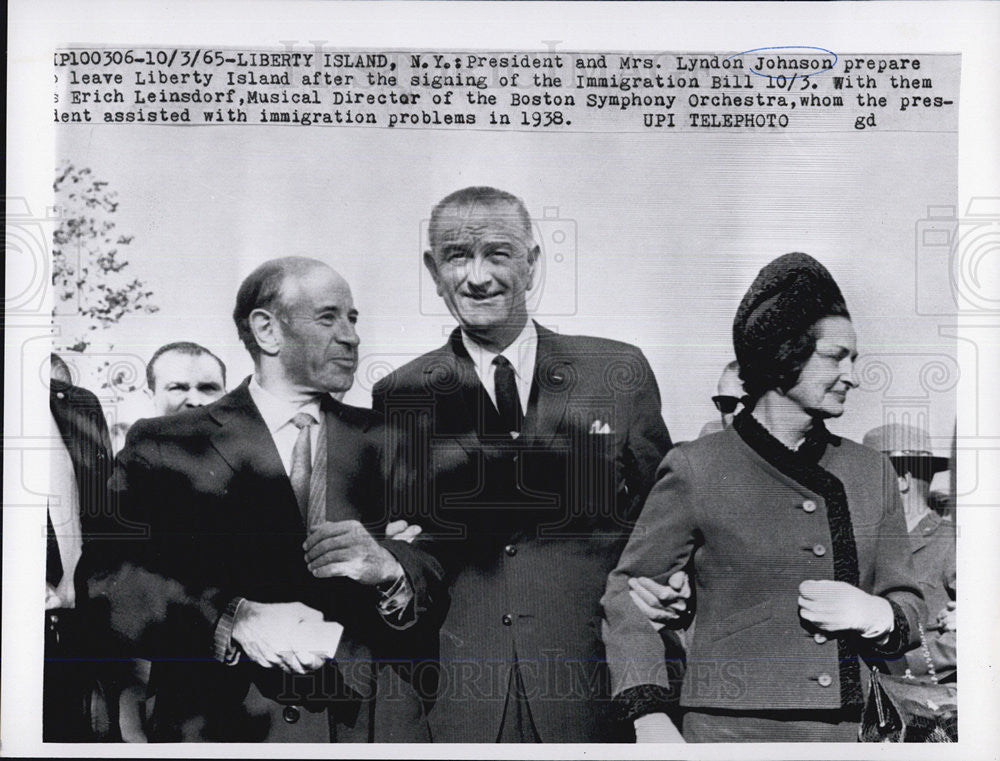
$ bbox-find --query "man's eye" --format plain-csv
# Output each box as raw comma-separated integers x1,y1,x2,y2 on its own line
317,314,337,326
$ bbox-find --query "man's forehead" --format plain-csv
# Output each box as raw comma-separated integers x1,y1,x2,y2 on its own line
718,369,743,395
433,201,531,243
285,266,354,308
155,352,223,380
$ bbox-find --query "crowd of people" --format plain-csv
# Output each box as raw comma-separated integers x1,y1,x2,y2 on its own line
45,186,955,744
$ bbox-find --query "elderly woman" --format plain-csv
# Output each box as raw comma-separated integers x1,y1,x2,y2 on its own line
602,253,925,742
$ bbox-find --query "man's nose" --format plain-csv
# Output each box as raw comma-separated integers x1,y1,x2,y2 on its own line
185,392,211,408
338,320,360,347
465,253,493,288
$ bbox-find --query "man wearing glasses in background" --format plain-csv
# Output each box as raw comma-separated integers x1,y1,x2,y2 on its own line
699,361,746,438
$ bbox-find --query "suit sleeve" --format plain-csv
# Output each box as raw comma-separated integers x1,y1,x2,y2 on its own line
622,349,673,520
77,421,230,660
862,456,926,659
370,387,448,630
601,446,699,719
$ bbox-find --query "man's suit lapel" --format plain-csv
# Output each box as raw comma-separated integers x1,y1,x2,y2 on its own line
321,397,370,523
432,323,572,449
425,328,492,457
206,380,303,529
522,323,571,448
50,381,113,504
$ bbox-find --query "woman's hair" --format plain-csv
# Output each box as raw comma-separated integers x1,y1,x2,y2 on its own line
733,253,850,402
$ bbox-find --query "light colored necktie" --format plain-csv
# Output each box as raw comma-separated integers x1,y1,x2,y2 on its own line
307,413,328,530
289,412,316,523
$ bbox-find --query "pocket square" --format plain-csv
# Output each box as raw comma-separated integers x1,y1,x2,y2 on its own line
589,420,612,435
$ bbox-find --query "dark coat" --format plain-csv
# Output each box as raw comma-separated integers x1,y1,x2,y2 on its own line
78,379,445,742
603,413,925,720
47,380,114,741
372,323,672,742
49,379,114,546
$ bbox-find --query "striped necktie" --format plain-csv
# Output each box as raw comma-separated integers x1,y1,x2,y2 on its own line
289,412,316,524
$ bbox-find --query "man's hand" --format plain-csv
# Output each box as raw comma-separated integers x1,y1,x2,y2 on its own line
634,713,685,743
304,519,403,586
385,519,422,544
798,579,893,638
935,600,956,632
45,583,64,611
627,572,690,631
231,601,327,674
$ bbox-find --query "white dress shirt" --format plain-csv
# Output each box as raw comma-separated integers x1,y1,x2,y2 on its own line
461,320,537,415
248,376,325,474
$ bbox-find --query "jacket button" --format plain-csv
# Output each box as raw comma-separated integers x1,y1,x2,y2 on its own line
283,706,300,723
817,673,833,688
802,499,817,513
812,544,827,557
505,544,517,557
502,614,513,626
813,632,828,644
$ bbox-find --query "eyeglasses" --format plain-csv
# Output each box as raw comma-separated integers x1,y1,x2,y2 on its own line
712,395,742,415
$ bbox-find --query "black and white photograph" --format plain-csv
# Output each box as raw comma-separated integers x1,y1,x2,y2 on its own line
4,1,999,757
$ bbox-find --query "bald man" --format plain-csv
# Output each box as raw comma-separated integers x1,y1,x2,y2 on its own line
79,257,444,742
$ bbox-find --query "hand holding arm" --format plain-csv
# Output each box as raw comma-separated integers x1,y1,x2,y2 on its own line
627,572,690,631
304,520,404,586
385,519,422,544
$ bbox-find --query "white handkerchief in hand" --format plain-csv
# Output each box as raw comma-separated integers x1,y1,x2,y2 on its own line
288,620,344,661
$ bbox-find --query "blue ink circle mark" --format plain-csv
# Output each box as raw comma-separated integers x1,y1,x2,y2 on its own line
727,46,838,79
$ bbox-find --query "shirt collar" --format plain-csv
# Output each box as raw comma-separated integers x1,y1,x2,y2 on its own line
461,320,538,383
248,376,323,434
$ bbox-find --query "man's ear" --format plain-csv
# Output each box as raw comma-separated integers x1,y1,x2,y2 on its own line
897,473,911,495
424,251,444,297
249,308,282,356
526,244,541,292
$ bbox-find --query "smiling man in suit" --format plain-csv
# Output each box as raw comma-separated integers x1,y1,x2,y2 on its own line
372,187,674,742
80,257,444,742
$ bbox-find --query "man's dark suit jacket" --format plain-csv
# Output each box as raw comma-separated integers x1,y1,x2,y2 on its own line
47,380,114,741
372,323,672,742
49,379,114,544
78,379,445,742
